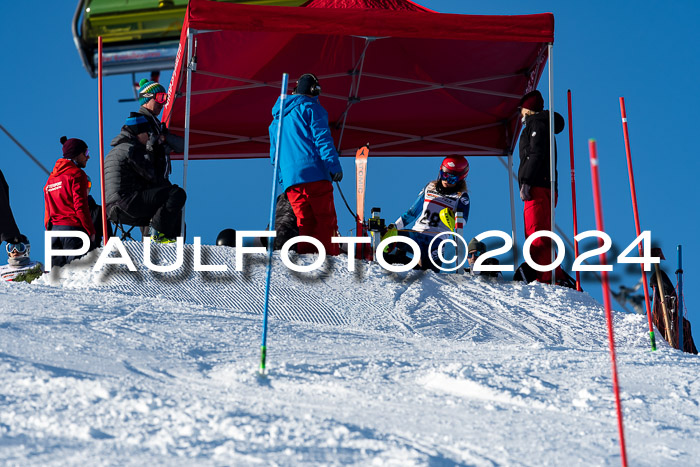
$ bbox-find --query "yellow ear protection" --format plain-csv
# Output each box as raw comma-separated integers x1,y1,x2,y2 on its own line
293,73,321,97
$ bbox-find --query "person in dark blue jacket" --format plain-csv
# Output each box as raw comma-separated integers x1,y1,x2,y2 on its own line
269,73,343,255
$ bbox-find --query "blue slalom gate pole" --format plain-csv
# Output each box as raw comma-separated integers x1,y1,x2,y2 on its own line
677,245,684,352
260,73,289,375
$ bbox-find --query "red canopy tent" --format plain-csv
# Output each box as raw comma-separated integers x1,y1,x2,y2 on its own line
163,0,553,159
158,0,556,264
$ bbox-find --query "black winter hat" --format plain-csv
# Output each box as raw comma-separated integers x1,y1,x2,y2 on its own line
468,238,486,254
294,73,320,96
60,136,88,159
519,90,544,112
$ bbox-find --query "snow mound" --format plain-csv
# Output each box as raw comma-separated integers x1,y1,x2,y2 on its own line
37,242,647,348
4,242,696,465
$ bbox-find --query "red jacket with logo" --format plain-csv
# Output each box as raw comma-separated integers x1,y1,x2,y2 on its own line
44,159,95,236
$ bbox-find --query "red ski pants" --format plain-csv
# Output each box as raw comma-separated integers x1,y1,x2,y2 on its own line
286,180,340,256
523,186,564,283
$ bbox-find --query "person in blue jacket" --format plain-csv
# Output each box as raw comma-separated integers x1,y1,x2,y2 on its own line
269,73,343,255
387,156,471,270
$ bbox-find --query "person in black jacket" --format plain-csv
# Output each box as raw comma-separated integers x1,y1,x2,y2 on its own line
104,115,186,243
517,90,567,284
133,78,184,185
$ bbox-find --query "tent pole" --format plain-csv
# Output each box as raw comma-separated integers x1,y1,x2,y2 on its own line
567,90,581,291
548,43,556,285
181,29,195,239
508,153,517,265
337,38,372,154
98,36,108,244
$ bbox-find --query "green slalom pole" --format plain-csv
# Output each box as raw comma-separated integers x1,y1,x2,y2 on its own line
260,73,289,375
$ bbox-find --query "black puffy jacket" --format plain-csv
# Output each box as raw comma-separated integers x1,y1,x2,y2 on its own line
518,111,565,190
104,128,160,212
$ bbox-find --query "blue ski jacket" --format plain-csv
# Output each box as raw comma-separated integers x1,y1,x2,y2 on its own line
269,95,342,191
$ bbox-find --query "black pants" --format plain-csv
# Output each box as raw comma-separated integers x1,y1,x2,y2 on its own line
116,185,186,238
49,225,88,269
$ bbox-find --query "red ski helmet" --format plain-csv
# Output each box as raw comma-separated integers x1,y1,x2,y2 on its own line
439,155,469,181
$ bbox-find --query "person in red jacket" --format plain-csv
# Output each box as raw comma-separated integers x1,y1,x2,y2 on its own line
44,136,96,268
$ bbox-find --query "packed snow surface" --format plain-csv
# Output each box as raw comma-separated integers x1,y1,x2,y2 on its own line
1,243,698,466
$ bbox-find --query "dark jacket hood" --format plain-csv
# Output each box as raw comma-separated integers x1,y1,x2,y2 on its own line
529,111,565,134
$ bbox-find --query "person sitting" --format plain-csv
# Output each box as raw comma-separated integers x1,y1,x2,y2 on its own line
387,155,470,271
464,238,502,279
104,114,187,243
0,235,43,282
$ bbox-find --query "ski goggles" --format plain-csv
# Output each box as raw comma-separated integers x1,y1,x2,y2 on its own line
468,250,481,259
6,242,27,254
140,92,168,104
439,170,460,185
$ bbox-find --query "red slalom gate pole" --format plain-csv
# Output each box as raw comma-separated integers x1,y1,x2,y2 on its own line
619,98,655,351
589,140,628,467
567,90,581,291
98,36,109,244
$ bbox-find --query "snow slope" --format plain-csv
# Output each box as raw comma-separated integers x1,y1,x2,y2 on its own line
1,242,698,466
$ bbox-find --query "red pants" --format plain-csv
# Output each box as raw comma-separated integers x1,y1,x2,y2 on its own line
523,186,564,283
286,180,340,256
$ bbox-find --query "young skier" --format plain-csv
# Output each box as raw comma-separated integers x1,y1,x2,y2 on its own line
0,235,43,282
387,155,470,270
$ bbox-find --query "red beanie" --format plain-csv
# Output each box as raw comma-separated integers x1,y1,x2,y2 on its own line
60,136,88,159
519,90,544,112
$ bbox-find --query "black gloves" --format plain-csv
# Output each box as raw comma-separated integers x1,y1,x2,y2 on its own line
520,183,532,201
331,172,343,182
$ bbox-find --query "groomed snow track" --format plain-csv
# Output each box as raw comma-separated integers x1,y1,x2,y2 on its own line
42,241,651,349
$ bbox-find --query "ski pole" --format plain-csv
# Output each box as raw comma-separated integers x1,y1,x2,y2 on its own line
619,97,656,351
260,73,289,375
588,139,628,467
676,245,683,352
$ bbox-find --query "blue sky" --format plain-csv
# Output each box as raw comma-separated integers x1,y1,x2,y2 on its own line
2,1,699,337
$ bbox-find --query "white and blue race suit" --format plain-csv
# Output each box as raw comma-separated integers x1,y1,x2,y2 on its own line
393,180,470,268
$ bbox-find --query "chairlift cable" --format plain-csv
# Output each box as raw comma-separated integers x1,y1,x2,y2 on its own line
0,124,50,176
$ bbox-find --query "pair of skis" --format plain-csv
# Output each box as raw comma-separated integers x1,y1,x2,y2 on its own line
355,144,372,260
